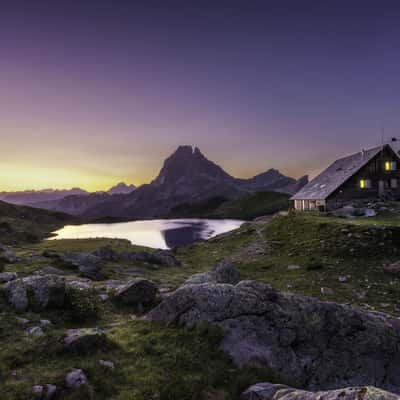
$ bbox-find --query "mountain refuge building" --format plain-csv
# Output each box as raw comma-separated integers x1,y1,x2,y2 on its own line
291,143,400,211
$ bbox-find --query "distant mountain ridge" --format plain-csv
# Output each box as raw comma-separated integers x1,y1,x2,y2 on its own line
0,188,89,205
33,145,307,219
0,182,136,207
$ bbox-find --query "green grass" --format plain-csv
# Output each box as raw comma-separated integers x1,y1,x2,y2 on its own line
0,295,276,400
3,208,400,398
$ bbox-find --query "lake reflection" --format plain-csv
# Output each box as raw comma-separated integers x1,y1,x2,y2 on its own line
50,219,244,249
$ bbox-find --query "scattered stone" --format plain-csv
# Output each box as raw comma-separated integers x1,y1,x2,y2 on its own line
0,271,17,283
65,369,88,389
16,317,29,325
287,264,301,271
32,385,44,399
320,286,334,295
148,279,400,392
27,326,44,337
240,383,399,400
98,293,109,301
114,278,159,306
99,359,115,370
184,260,241,285
40,319,52,326
338,275,349,283
3,275,66,311
61,252,104,280
45,384,57,399
64,328,108,353
32,383,57,399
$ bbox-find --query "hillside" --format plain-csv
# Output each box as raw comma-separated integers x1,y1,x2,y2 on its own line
168,191,290,219
0,201,75,244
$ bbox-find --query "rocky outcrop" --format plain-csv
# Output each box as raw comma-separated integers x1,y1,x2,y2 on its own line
61,252,104,280
114,278,159,307
3,275,66,311
63,328,108,353
240,383,399,400
147,279,400,393
184,260,240,285
120,250,181,267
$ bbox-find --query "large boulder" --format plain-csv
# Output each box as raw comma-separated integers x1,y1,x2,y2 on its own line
61,253,104,280
63,328,108,353
114,278,159,306
147,280,400,394
184,260,240,285
120,250,181,267
240,383,399,400
3,275,66,311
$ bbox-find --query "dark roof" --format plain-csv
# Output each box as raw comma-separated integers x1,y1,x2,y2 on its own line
291,145,398,201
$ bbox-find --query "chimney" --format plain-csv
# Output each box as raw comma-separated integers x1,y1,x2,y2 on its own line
361,149,366,157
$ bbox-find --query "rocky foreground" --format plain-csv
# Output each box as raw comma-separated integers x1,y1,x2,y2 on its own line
148,262,400,396
2,240,400,399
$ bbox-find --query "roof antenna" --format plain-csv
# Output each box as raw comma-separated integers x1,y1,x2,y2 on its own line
381,121,385,147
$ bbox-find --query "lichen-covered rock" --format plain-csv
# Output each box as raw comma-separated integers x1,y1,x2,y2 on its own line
61,252,104,280
114,278,159,306
3,275,66,311
64,328,108,353
184,260,240,285
147,280,400,393
240,383,399,400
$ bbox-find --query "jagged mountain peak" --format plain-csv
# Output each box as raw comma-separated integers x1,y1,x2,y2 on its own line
152,145,232,186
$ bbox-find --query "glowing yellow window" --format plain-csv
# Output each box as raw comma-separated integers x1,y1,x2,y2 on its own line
360,179,371,189
385,161,397,171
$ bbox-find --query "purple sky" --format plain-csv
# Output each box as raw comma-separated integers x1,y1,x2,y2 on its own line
1,1,400,190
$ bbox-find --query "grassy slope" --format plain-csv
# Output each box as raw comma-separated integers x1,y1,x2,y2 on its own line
3,211,400,398
0,201,75,245
168,191,290,220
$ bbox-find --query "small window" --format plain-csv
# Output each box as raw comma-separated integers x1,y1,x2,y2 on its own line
360,179,371,189
391,179,398,188
385,161,397,171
